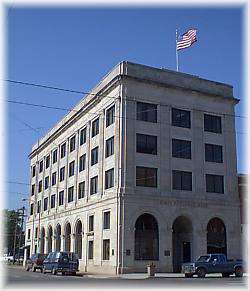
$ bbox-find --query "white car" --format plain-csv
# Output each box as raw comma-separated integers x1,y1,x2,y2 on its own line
2,254,14,263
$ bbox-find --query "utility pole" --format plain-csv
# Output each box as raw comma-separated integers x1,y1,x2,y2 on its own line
17,207,25,264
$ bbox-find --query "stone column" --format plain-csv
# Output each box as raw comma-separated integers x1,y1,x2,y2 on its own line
192,228,207,260
61,235,65,251
23,248,27,267
71,234,76,253
44,236,48,254
52,235,56,252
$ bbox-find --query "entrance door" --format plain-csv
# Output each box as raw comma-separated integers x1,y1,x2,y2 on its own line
182,242,191,263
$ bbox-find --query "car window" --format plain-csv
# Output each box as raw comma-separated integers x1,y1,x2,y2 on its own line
196,255,210,262
210,255,218,261
55,252,60,259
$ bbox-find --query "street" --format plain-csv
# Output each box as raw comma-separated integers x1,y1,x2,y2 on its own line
4,265,247,287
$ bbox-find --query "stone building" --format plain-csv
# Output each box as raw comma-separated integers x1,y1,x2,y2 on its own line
24,61,242,274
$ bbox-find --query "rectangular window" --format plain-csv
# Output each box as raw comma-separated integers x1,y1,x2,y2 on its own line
51,172,57,186
91,147,99,166
80,128,87,145
137,101,157,123
59,167,65,182
136,134,157,155
60,142,66,158
35,227,38,238
79,154,86,172
206,174,224,193
70,135,76,152
89,215,94,232
205,144,223,163
204,114,222,133
43,197,48,211
136,167,157,188
32,165,36,177
172,139,191,159
103,211,110,230
37,200,41,213
172,170,192,191
45,155,50,169
88,241,94,259
38,180,43,193
59,190,64,206
90,176,98,195
68,186,74,203
172,108,191,128
92,118,99,137
39,160,43,173
44,176,49,190
106,105,115,127
52,149,58,164
27,229,31,240
30,203,34,215
103,239,110,260
69,161,75,177
106,136,114,158
50,194,56,208
105,168,114,189
31,184,35,196
78,181,85,199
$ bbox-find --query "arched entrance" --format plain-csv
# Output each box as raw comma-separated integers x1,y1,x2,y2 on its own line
207,218,227,256
75,220,83,259
134,213,159,260
172,216,193,272
40,227,45,254
55,224,61,251
48,226,53,253
65,223,71,252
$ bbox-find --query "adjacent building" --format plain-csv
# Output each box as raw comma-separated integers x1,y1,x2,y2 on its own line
24,61,242,274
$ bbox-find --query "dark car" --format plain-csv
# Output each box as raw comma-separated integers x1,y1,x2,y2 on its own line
42,251,79,275
25,253,47,272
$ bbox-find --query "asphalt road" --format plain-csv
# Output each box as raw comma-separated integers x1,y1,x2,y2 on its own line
4,265,247,288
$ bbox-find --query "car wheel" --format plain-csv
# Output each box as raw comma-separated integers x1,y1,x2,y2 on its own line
52,268,57,275
185,274,193,278
222,273,230,278
196,268,206,278
235,267,243,277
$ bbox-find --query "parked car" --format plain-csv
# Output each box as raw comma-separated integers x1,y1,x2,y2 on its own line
2,254,14,263
42,252,79,275
182,253,243,278
25,253,47,272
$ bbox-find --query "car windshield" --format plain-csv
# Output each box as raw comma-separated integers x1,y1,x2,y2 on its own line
196,256,210,262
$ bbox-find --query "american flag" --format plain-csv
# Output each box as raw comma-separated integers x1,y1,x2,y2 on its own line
177,29,197,51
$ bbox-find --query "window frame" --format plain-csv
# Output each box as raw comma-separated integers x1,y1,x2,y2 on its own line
172,170,192,191
136,133,157,155
171,108,191,128
172,139,192,159
106,105,115,127
136,166,158,188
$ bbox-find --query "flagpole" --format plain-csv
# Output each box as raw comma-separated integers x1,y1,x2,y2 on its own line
176,29,179,72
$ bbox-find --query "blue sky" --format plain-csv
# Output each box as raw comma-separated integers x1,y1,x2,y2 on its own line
6,6,245,210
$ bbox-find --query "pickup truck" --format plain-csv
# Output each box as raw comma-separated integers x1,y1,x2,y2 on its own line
182,253,243,278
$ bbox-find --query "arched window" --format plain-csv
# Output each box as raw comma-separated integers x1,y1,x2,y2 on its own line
48,226,53,253
65,223,71,252
207,218,227,256
55,224,61,252
75,220,83,259
134,213,159,260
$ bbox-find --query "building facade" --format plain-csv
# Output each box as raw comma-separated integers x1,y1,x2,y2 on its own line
24,61,242,274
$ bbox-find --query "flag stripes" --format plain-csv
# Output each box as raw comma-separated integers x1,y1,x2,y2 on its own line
177,29,197,51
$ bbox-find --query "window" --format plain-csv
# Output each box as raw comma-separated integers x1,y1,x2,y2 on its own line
45,155,50,169
89,215,94,232
79,154,86,172
204,114,222,133
51,172,57,186
103,211,110,230
106,105,115,127
80,128,87,145
30,203,34,215
38,180,43,192
172,139,191,159
39,160,43,173
172,170,192,191
78,181,85,199
59,190,64,206
103,239,110,260
32,165,36,177
206,174,224,193
69,161,75,177
60,143,66,158
51,194,56,208
27,229,31,240
106,136,114,158
59,167,65,182
137,102,157,123
136,134,157,155
35,227,38,238
90,176,98,195
37,200,41,213
68,186,74,203
70,135,76,152
92,118,99,137
136,167,157,188
105,168,114,189
91,147,99,166
44,176,49,190
88,241,94,259
205,144,223,163
52,149,58,164
172,108,191,128
43,197,48,211
31,184,35,196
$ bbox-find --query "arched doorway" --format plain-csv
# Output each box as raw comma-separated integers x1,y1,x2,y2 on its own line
172,216,193,272
65,223,71,252
75,220,83,259
55,224,61,251
40,227,45,254
48,226,53,253
207,218,227,256
134,213,159,260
